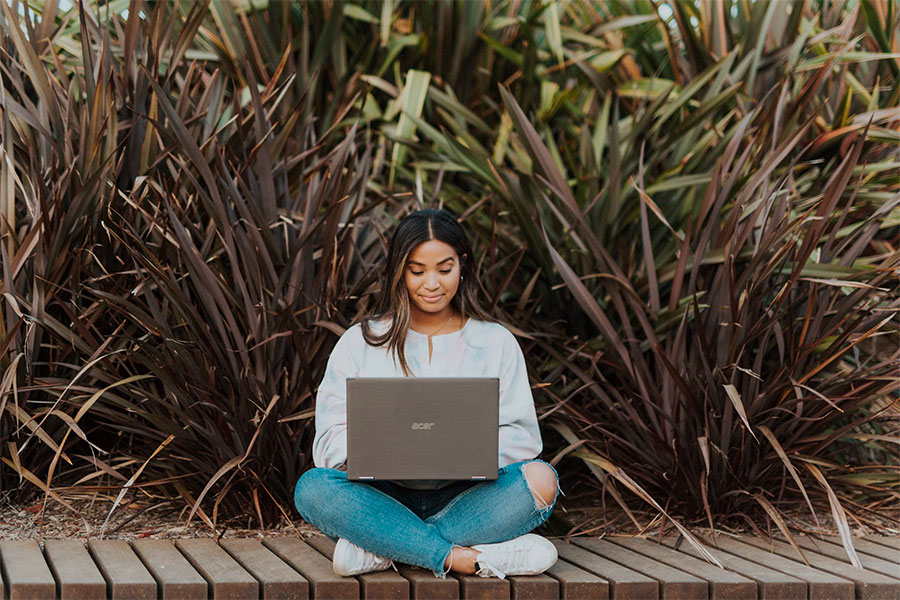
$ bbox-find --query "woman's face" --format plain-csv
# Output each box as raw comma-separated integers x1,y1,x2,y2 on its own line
404,239,464,319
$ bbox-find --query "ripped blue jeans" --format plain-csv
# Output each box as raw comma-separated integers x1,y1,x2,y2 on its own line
294,459,564,578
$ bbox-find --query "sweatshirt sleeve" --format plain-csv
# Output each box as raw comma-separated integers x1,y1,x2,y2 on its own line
311,328,359,470
497,329,543,467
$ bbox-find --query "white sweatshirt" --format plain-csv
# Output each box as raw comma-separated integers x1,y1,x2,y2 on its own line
312,317,543,489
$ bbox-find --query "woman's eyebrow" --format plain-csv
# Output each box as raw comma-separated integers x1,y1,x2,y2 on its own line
407,257,455,266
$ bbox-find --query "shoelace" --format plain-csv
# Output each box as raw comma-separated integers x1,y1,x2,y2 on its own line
361,549,396,572
364,550,399,574
475,541,534,579
342,540,396,575
475,558,507,579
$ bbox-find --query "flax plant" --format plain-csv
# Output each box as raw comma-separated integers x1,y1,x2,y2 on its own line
0,0,897,548
371,0,900,546
0,0,388,524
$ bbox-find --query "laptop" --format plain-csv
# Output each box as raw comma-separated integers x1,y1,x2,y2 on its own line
346,377,499,481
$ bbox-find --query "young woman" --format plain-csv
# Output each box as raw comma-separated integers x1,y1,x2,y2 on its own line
294,209,563,579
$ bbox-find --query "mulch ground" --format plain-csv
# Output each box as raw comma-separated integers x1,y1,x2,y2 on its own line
0,492,318,542
3,489,896,542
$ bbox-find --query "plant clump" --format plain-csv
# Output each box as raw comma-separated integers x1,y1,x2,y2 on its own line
0,0,896,544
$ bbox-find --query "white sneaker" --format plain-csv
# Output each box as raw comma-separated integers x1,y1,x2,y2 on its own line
332,538,397,576
471,534,558,579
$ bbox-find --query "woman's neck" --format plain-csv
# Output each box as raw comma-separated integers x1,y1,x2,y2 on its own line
409,309,463,336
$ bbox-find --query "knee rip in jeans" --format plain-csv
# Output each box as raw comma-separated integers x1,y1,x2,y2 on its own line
522,461,565,516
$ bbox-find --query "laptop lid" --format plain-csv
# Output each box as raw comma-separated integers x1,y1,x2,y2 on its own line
346,377,499,481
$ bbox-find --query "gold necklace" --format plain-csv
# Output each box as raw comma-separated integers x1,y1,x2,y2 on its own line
420,312,457,337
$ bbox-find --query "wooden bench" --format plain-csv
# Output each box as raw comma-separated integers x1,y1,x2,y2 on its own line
0,534,896,599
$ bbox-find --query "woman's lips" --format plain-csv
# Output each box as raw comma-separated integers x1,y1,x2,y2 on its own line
421,294,444,303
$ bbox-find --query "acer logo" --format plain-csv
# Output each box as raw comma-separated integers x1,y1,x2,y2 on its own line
411,422,435,430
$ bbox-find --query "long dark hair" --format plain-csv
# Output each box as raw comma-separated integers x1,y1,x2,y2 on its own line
360,209,495,375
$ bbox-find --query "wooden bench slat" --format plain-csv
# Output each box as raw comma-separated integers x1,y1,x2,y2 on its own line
44,540,107,600
791,537,900,580
507,572,560,600
553,539,658,599
87,540,157,600
0,540,57,600
305,535,409,600
572,538,707,600
608,537,756,600
864,537,900,552
711,536,854,600
176,539,259,599
737,536,900,600
455,572,509,600
264,537,359,599
219,538,309,599
394,563,459,600
543,554,609,600
659,537,807,600
5,533,884,600
131,539,208,599
823,537,900,566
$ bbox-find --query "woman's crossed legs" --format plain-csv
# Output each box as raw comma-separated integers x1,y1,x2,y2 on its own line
294,459,562,578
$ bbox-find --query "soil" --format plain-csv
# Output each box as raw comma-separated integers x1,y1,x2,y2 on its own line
0,492,320,542
2,490,896,542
